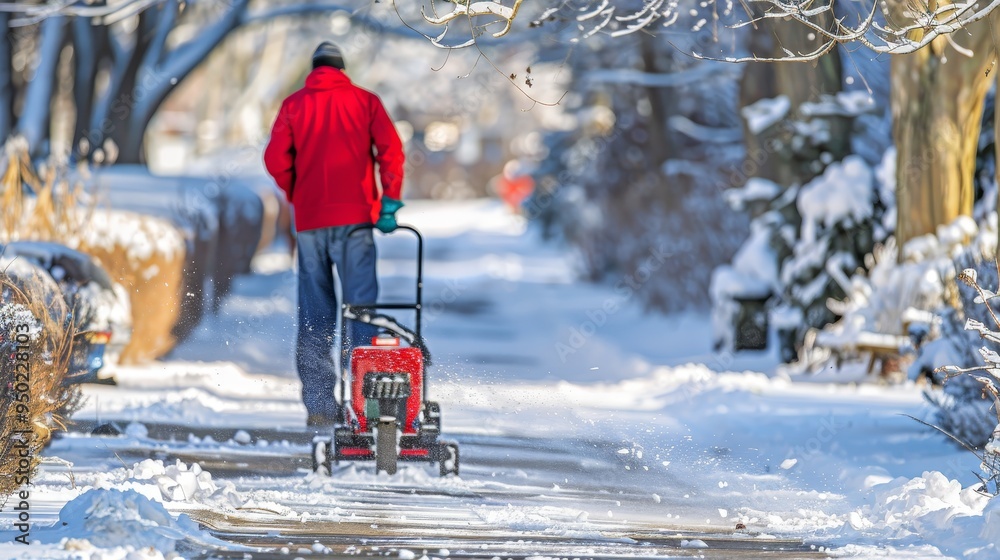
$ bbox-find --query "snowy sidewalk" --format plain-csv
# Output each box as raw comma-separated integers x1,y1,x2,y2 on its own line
2,200,995,559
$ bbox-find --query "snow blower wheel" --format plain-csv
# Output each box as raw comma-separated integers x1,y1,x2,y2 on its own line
439,441,459,477
309,225,459,478
312,436,334,475
375,417,398,475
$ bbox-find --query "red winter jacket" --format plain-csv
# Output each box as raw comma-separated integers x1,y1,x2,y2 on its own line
264,67,404,232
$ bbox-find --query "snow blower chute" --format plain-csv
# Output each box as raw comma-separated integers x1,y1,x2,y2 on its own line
311,224,459,477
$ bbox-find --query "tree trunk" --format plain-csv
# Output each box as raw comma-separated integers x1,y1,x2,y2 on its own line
17,16,66,156
71,8,110,157
639,32,674,165
104,11,154,164
0,14,13,141
891,13,997,252
115,0,248,164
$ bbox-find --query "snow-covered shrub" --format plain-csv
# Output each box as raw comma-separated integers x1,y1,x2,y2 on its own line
916,248,998,441
88,167,275,336
3,241,133,363
87,165,221,343
712,142,893,358
0,258,80,497
929,364,997,450
799,216,985,374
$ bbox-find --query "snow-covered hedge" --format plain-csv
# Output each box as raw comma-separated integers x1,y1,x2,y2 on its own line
0,142,274,363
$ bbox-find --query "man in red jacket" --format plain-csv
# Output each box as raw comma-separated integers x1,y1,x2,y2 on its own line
264,42,405,427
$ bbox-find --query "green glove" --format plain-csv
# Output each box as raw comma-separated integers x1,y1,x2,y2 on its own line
375,197,404,233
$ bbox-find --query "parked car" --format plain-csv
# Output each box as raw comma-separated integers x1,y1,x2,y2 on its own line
1,242,131,384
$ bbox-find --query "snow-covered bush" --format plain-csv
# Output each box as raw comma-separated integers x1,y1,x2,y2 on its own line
3,241,133,362
711,41,892,358
712,139,893,357
87,166,275,334
73,208,186,363
909,242,999,447
0,258,80,497
798,216,985,373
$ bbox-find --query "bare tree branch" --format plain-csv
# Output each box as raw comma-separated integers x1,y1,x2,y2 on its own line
422,0,524,38
141,0,179,72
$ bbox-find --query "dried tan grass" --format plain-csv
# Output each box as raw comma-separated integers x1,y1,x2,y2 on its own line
0,265,80,497
0,140,91,244
0,141,32,239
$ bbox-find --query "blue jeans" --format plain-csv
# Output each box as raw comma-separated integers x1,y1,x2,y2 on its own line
296,225,378,419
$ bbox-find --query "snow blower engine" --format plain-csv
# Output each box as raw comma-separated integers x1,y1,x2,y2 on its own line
312,225,459,477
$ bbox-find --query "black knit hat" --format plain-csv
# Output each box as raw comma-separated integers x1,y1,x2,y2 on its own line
312,41,346,70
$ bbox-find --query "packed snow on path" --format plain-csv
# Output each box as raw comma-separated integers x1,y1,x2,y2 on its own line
2,199,998,558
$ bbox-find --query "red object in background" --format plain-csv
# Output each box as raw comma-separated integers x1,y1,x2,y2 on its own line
263,67,405,232
350,346,424,434
497,174,534,210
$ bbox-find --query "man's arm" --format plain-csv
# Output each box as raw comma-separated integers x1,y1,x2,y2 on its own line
264,100,296,200
370,96,405,200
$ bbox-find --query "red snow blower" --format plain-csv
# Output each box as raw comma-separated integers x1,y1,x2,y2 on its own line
311,225,459,477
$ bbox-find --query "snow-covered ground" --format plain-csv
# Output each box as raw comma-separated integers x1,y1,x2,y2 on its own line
1,199,996,559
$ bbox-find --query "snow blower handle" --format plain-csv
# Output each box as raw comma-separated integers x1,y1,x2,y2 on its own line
342,223,423,338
